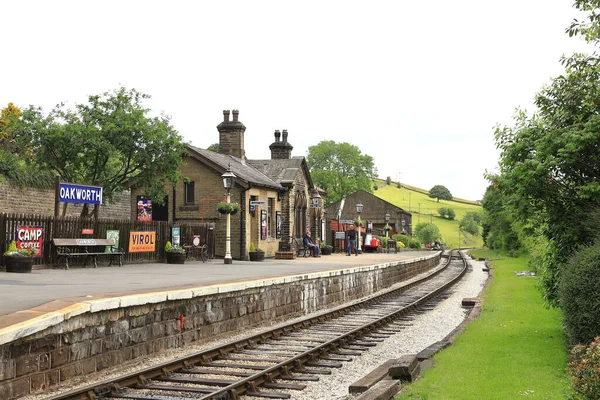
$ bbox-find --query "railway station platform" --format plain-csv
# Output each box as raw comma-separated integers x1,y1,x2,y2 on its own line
0,251,433,320
0,250,440,400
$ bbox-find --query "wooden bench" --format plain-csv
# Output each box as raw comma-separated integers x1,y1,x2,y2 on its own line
53,238,124,270
294,238,312,258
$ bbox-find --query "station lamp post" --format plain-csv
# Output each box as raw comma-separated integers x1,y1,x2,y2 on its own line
385,211,390,237
310,189,322,241
222,166,236,264
356,203,363,254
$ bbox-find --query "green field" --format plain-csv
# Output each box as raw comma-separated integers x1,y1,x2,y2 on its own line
373,180,484,248
396,249,571,400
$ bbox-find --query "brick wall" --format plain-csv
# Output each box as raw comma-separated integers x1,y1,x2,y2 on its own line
0,253,440,399
0,179,131,219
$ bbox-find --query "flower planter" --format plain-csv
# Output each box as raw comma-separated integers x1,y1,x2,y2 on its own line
249,251,265,262
5,256,34,273
321,247,333,255
166,252,186,264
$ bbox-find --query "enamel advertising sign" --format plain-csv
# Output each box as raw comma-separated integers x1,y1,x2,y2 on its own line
16,226,43,257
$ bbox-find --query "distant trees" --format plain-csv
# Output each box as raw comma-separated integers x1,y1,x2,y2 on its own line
386,176,392,185
307,140,377,204
438,207,455,220
428,185,452,202
207,143,219,152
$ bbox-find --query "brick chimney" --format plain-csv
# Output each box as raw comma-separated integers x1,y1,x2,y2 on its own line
217,109,246,160
269,129,293,159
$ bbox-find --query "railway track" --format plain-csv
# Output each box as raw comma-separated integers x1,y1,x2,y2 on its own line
49,250,468,400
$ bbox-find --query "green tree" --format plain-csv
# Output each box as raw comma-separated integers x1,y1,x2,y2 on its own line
428,185,452,202
438,207,447,218
386,176,392,185
414,222,442,245
493,2,600,305
481,182,521,253
307,140,377,204
459,211,482,236
207,143,219,152
13,87,186,216
0,102,21,142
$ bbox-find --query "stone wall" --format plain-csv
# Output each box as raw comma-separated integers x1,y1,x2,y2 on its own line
0,179,131,219
0,254,440,399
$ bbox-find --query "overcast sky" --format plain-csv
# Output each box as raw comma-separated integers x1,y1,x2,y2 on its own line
2,1,595,201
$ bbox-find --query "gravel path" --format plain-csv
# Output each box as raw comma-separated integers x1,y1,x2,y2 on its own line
23,252,489,400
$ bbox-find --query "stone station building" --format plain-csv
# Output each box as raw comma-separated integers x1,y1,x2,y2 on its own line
133,110,322,260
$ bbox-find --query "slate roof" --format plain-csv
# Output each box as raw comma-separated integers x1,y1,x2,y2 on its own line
186,145,284,190
247,157,312,187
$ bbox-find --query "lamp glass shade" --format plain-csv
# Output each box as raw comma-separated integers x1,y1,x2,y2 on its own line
356,203,364,214
221,170,236,189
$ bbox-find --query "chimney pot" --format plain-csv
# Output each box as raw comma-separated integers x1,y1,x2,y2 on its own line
223,110,230,122
274,130,281,142
282,129,288,143
232,109,239,122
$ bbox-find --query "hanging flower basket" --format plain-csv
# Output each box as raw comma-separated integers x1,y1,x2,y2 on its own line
354,219,365,227
217,202,240,215
383,224,392,232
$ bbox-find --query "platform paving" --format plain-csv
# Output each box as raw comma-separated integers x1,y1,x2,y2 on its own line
0,251,433,321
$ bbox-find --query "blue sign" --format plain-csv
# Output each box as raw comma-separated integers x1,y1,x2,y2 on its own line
58,183,103,205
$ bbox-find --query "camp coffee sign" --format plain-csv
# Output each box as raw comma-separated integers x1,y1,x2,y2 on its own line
16,226,44,257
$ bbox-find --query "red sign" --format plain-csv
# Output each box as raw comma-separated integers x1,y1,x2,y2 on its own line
16,226,44,258
82,228,94,235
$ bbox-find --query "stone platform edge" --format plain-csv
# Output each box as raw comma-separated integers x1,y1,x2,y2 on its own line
0,255,436,346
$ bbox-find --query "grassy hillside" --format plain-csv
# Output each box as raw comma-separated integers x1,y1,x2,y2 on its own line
373,180,483,248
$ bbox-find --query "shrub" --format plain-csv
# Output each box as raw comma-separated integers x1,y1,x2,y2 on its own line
446,208,456,220
438,207,447,218
392,234,410,248
380,236,389,248
567,336,600,399
408,238,421,249
559,240,600,345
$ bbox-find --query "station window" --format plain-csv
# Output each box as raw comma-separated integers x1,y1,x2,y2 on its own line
184,181,195,205
268,198,275,238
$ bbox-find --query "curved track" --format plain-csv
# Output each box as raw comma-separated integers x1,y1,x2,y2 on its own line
49,250,468,400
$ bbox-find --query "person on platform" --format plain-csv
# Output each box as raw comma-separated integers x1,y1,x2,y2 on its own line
346,228,358,256
303,230,320,257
